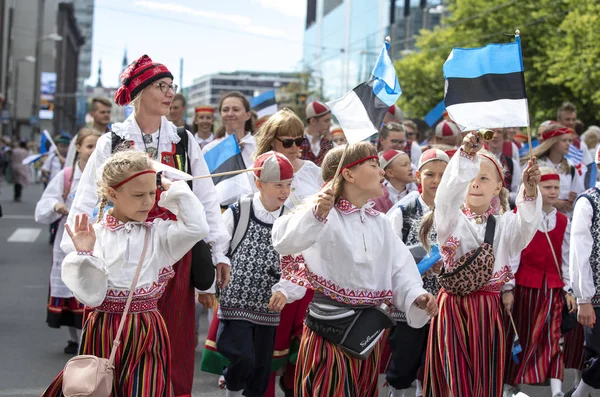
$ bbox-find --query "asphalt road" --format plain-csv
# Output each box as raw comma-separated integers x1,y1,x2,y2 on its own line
0,182,594,397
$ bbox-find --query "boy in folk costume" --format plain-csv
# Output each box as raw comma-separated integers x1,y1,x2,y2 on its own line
422,132,542,397
42,150,210,397
503,167,576,397
385,149,449,397
35,128,103,354
567,183,600,397
372,149,416,213
272,142,438,396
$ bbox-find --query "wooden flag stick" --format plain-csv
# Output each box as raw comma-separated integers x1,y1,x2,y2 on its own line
189,167,263,181
507,310,519,336
332,144,350,183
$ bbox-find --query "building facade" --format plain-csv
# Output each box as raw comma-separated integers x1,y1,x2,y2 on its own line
303,0,443,100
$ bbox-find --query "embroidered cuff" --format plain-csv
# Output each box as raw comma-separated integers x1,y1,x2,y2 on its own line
77,250,94,256
459,149,475,161
312,206,328,224
577,297,592,304
522,189,537,201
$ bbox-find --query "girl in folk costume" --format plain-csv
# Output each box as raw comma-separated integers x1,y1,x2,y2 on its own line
372,149,417,213
503,167,576,397
42,150,210,397
202,91,258,206
330,125,348,147
193,105,215,149
384,148,449,397
567,183,600,397
35,128,102,354
272,142,438,396
62,54,231,397
422,132,543,397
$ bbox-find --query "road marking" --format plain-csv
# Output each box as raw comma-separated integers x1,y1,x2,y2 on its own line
2,214,34,219
7,228,41,242
0,389,45,396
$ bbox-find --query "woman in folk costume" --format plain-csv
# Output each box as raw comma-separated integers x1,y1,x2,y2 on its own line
61,54,231,397
272,142,438,396
35,128,102,354
503,167,576,397
422,132,542,397
202,91,258,206
384,149,449,397
42,150,210,396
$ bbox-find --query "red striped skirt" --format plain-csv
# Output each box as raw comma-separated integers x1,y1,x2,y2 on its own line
41,309,173,397
505,284,564,385
563,322,586,370
294,326,380,397
424,290,505,397
47,296,84,329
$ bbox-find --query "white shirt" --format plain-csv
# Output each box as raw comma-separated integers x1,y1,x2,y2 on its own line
61,114,232,270
61,181,210,308
272,199,430,328
195,133,214,149
538,157,586,201
385,181,410,205
287,160,323,208
409,142,422,168
435,151,542,292
491,150,522,204
41,152,63,182
570,196,596,304
305,132,321,157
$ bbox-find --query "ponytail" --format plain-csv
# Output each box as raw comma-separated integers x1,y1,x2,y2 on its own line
419,206,436,252
498,187,510,215
96,197,107,224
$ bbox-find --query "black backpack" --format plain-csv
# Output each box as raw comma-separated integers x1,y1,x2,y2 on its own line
111,127,215,291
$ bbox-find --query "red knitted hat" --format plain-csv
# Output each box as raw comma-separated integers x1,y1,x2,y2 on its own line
305,101,330,120
435,120,461,137
253,151,294,182
114,55,174,106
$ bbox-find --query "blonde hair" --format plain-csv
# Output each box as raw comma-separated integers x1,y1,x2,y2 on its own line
70,128,103,185
254,109,304,158
582,129,599,151
96,150,154,222
525,123,570,173
321,142,378,201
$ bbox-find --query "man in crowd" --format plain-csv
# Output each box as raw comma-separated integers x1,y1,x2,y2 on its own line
301,101,333,166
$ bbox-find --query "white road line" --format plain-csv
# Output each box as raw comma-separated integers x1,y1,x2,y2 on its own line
2,214,34,219
7,227,41,242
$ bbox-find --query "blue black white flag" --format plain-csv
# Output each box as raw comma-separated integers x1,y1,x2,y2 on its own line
443,36,529,130
424,100,446,127
327,40,402,144
250,90,277,119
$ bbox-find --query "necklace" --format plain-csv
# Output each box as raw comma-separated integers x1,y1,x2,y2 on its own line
142,127,160,159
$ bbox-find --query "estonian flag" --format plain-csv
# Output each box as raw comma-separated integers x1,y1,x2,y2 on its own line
327,40,402,144
203,134,253,205
511,333,523,364
250,90,277,119
424,100,446,127
22,129,56,165
443,36,529,130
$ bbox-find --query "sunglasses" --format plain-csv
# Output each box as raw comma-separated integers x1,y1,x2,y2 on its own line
276,137,305,148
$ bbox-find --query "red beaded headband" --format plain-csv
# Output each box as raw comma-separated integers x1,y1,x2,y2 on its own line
111,170,157,189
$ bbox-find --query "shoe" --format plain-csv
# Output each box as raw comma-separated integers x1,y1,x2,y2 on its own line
64,340,78,355
279,376,294,397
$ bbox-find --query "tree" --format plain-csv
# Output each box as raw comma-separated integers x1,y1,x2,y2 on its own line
394,0,599,130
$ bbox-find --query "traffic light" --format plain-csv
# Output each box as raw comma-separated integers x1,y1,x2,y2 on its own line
295,93,307,105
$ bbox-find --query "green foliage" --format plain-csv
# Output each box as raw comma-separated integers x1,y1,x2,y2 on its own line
395,0,599,127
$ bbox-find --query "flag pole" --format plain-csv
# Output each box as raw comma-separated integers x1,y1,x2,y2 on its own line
507,309,519,336
189,167,263,181
515,29,533,160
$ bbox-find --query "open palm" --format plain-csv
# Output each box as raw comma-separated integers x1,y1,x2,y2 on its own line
65,213,96,252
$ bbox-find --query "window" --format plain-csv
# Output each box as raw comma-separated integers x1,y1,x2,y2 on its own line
323,0,343,17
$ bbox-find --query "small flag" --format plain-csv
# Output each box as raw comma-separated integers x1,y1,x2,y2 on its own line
203,135,252,205
443,36,529,130
565,143,584,166
21,153,46,165
511,333,523,364
40,129,56,154
424,100,446,127
327,40,402,144
249,90,277,119
417,244,441,275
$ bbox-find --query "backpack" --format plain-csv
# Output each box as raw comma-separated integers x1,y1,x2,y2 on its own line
62,167,73,202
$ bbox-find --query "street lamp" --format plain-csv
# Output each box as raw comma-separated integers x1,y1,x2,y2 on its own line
12,56,36,138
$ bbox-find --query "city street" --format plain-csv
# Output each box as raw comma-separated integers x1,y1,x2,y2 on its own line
0,183,587,397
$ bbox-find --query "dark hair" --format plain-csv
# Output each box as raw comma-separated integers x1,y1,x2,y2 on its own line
91,97,112,111
215,91,254,138
173,93,187,108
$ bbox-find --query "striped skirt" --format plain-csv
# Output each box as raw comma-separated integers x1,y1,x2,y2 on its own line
505,284,564,385
41,309,173,397
424,290,505,397
564,322,586,370
294,326,380,397
46,296,84,329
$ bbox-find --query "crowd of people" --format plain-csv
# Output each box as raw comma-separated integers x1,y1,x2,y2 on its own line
1,53,599,397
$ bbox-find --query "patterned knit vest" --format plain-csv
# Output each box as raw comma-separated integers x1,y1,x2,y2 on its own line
218,202,282,326
578,187,600,307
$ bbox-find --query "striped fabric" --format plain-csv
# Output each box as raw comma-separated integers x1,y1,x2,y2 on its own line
41,310,173,397
504,284,564,385
424,290,506,397
566,144,584,165
564,322,586,370
295,326,380,397
47,296,84,329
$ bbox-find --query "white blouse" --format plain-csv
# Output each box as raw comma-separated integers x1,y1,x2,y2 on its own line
570,197,596,303
272,199,430,328
61,181,210,308
287,160,323,208
435,151,542,292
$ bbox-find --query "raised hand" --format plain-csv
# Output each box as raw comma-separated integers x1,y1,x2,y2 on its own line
65,214,96,252
461,132,483,155
314,185,335,220
522,156,540,197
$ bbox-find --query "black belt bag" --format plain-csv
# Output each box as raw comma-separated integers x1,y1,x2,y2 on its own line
305,301,394,360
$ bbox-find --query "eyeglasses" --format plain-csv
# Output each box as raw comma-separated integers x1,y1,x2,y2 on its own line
276,137,305,148
154,82,178,94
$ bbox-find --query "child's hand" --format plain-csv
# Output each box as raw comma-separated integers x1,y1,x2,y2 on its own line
554,199,573,213
578,303,596,328
502,290,514,312
65,214,95,252
565,294,577,314
54,202,69,216
197,293,216,309
415,293,438,317
568,191,577,203
268,291,287,312
461,132,482,155
522,156,540,197
314,186,335,220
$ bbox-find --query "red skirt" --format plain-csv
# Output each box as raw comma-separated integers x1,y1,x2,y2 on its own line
563,322,586,370
505,284,564,385
424,290,505,397
47,296,84,329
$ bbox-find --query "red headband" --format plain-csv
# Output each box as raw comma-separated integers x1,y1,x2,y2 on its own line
341,156,379,172
540,173,560,182
111,170,157,189
478,153,504,182
541,127,572,141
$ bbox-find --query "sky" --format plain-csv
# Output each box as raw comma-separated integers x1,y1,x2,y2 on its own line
86,0,307,89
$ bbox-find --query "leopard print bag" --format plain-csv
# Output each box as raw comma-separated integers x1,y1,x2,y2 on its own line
438,215,496,296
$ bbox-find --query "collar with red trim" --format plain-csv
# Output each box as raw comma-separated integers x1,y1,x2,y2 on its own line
461,205,494,224
335,197,379,217
101,212,152,232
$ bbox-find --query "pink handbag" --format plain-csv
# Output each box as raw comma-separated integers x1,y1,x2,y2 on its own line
62,228,150,397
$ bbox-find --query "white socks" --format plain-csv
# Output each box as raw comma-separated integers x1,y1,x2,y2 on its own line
388,386,406,397
67,326,80,342
572,380,594,397
550,378,562,396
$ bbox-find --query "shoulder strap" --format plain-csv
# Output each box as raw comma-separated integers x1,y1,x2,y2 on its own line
106,226,150,369
175,126,193,189
62,167,73,201
570,164,575,180
230,195,253,255
484,215,496,245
